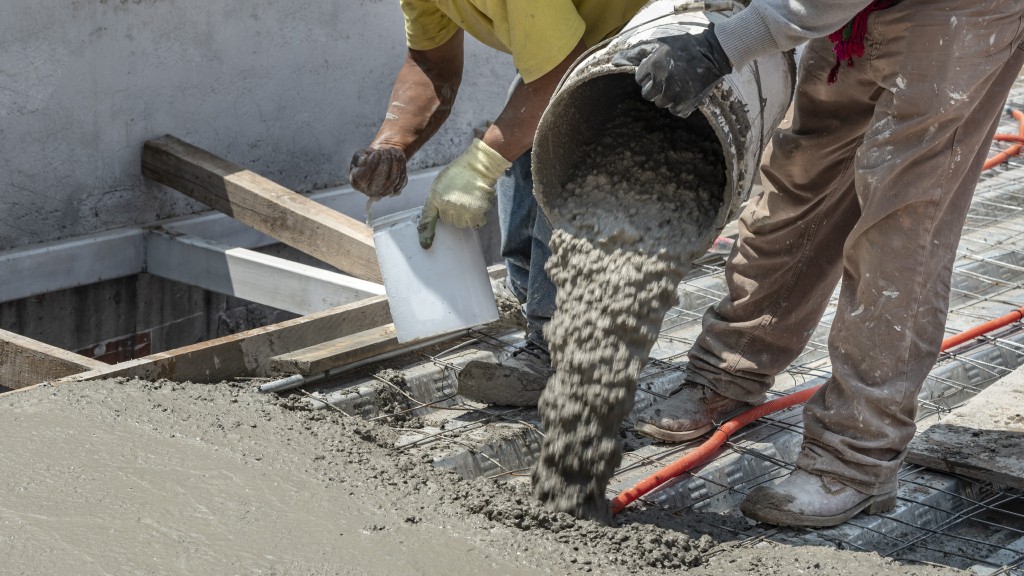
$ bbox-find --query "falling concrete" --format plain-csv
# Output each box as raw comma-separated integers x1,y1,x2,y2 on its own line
532,99,724,523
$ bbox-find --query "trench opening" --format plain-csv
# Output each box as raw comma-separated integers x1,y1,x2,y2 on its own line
0,245,321,393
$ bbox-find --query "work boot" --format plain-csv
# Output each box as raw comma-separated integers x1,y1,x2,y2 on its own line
457,340,553,407
740,468,897,527
633,381,760,442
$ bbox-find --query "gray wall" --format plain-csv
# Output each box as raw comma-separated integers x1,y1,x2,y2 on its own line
0,0,514,250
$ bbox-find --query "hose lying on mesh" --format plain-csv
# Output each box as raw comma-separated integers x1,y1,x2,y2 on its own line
611,303,1024,515
610,119,1024,516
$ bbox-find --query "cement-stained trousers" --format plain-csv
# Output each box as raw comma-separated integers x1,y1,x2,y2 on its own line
687,0,1024,495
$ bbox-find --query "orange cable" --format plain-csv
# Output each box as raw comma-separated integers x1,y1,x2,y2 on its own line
611,109,1024,516
610,298,1024,513
983,109,1024,170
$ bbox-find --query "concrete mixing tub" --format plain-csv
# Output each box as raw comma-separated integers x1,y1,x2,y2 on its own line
532,0,796,233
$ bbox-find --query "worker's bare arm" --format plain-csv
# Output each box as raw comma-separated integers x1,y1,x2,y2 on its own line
482,40,588,162
369,31,465,156
349,32,465,197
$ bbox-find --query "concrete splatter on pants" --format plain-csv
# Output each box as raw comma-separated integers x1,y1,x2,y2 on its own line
687,0,1024,495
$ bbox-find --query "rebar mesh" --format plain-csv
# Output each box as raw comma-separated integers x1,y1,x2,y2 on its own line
306,95,1024,574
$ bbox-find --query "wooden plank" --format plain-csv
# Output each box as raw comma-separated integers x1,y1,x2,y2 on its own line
145,229,384,315
142,134,382,283
907,366,1024,489
270,324,401,375
0,329,107,389
161,167,438,248
264,264,509,376
0,228,145,304
50,295,392,384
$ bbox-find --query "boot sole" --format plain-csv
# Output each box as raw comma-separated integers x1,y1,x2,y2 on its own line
741,491,897,528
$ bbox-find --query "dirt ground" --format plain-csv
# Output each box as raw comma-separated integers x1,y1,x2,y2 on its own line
0,380,961,575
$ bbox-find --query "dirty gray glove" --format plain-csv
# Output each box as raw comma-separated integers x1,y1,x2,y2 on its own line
349,146,409,198
614,25,732,118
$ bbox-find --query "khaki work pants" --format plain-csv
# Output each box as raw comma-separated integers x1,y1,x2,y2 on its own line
687,0,1024,495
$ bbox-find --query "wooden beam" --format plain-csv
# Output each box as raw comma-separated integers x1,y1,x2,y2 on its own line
907,366,1024,489
267,267,508,376
142,134,383,283
0,228,145,304
160,168,437,248
50,295,392,384
145,229,384,315
0,329,107,389
270,324,402,375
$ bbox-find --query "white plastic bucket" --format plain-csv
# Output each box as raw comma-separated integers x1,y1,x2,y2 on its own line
372,207,499,343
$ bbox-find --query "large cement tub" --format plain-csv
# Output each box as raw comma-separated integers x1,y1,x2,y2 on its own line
532,0,796,234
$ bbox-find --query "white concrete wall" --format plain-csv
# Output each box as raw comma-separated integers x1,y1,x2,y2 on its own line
0,0,514,250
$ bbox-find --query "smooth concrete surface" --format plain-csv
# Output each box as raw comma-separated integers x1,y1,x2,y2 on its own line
0,0,513,250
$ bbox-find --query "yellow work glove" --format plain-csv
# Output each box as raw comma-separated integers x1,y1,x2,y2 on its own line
417,139,512,249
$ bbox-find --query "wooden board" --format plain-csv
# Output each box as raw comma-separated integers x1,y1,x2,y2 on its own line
142,135,382,283
269,264,511,375
270,324,402,375
0,329,107,389
46,295,392,385
906,366,1024,489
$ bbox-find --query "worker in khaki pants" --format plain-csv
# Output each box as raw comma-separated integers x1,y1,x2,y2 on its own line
625,0,1024,526
347,1,647,402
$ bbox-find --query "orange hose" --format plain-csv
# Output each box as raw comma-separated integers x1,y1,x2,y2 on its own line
610,110,1024,516
938,306,1024,350
610,303,1024,516
983,109,1024,170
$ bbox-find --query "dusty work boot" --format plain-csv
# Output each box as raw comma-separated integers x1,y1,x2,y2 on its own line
740,468,897,527
457,340,553,407
633,382,760,442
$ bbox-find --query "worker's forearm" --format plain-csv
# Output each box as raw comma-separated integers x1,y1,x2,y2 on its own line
369,35,464,158
715,0,873,69
483,41,588,162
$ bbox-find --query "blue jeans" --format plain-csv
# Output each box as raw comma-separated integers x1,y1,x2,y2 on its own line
496,151,555,347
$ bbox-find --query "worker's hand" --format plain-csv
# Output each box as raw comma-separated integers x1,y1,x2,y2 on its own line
348,146,409,198
417,138,511,249
612,25,732,118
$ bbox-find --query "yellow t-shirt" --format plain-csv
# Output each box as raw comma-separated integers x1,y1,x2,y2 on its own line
400,0,647,83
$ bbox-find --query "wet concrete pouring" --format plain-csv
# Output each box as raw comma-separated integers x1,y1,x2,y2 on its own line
9,77,1024,576
533,98,723,524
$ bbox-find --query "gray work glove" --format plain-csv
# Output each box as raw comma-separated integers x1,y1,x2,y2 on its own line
613,24,733,118
349,146,409,198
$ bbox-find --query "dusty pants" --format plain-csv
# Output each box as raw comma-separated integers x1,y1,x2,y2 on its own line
687,0,1024,495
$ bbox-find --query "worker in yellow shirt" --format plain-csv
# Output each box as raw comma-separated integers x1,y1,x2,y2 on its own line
349,1,647,402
